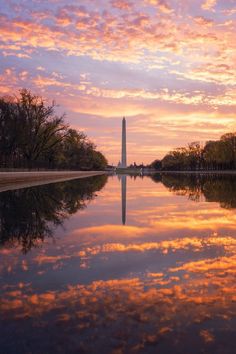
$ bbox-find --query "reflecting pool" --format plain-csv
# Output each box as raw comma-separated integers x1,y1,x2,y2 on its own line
0,174,236,353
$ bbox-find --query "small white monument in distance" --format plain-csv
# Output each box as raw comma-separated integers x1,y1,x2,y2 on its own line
121,117,127,168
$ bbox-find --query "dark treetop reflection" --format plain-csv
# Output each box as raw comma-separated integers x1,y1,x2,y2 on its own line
0,175,108,253
152,173,236,208
0,174,236,354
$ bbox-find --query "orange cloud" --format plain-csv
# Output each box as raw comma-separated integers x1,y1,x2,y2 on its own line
146,0,173,14
110,0,133,10
202,0,217,11
0,0,235,163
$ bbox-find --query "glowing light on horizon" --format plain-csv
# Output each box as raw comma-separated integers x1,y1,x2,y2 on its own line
0,0,235,164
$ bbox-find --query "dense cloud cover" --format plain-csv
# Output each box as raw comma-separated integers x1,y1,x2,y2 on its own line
0,0,235,164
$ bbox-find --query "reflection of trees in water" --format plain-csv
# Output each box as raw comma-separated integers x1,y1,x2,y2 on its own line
0,175,107,253
152,173,236,208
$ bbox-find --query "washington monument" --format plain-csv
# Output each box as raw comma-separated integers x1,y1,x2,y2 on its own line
121,117,127,168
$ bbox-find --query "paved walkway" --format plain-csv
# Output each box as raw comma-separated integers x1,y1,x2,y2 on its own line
0,171,106,192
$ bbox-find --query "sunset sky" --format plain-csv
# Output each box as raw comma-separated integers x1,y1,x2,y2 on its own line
0,0,235,164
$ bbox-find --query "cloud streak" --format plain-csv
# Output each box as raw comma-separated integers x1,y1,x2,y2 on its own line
0,0,235,163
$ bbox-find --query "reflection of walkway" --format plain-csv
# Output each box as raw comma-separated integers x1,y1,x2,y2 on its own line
121,175,127,225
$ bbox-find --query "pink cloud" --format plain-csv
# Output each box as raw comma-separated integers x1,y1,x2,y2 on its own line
201,0,217,11
110,0,133,10
0,0,235,163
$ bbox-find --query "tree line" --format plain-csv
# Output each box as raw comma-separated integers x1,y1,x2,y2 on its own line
0,89,108,170
150,134,236,171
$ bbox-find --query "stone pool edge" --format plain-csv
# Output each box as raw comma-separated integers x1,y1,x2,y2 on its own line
0,171,107,192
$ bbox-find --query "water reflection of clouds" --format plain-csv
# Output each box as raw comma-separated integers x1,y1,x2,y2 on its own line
1,175,236,353
1,257,236,352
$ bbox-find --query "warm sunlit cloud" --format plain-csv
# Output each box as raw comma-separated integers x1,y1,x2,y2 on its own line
201,0,217,11
0,0,235,163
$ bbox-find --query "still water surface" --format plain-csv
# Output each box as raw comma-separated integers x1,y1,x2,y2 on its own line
0,174,236,353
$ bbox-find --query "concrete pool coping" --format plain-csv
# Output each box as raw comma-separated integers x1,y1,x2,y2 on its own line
0,171,106,192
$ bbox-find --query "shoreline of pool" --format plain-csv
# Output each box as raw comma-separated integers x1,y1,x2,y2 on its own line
0,171,106,192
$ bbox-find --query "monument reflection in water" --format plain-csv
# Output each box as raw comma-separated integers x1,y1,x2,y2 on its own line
0,174,236,354
121,175,127,225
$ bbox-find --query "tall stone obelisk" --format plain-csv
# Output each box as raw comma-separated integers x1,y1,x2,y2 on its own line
121,117,127,168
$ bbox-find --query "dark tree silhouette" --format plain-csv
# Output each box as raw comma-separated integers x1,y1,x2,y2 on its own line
151,134,236,171
0,89,108,170
151,173,236,209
